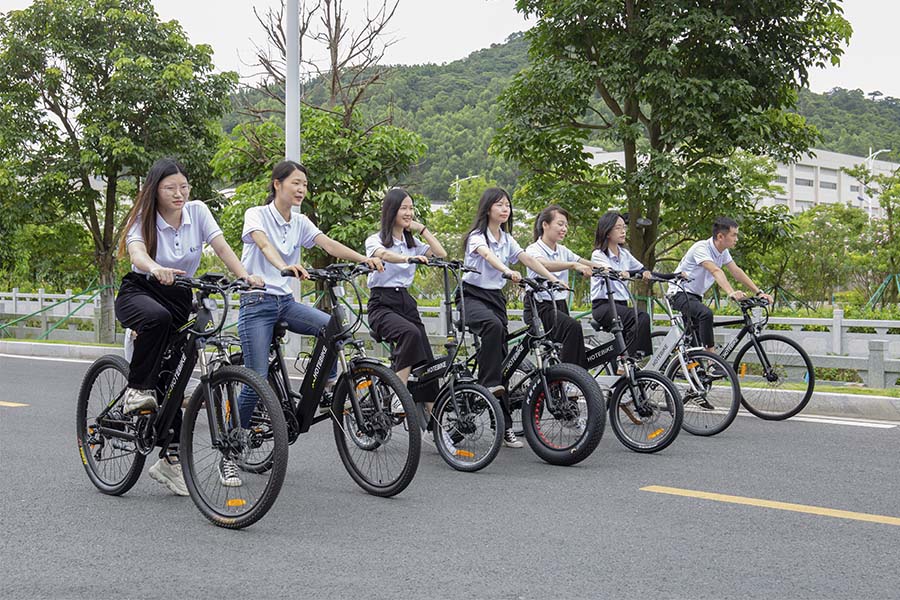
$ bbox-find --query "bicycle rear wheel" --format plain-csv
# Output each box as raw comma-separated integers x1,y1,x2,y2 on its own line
734,334,814,420
76,355,145,495
431,382,503,472
608,370,682,453
181,365,288,529
332,362,420,497
522,363,605,466
665,350,740,436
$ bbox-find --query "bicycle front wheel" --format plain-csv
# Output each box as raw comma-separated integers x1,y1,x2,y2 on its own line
522,363,605,466
734,334,814,420
665,350,740,436
608,370,682,453
332,362,420,497
431,382,503,472
76,355,145,495
181,366,288,529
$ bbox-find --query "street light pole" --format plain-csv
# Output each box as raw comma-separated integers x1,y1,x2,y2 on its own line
862,147,890,219
285,0,301,161
454,174,479,202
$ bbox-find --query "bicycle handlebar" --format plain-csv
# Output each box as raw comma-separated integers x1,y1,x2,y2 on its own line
279,262,374,281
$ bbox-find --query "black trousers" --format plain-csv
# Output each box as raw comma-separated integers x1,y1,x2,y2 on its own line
669,292,714,347
460,284,513,429
115,272,192,389
115,272,191,448
591,298,652,357
524,297,586,368
367,287,439,404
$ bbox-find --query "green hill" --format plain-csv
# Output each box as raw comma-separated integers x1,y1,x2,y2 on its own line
223,36,900,201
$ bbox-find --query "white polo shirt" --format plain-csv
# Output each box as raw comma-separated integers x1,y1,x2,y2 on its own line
364,233,429,288
525,239,580,302
126,200,223,278
591,247,643,301
461,229,523,290
667,238,733,297
240,203,323,296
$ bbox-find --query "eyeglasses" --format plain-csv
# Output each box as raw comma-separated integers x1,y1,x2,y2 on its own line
161,184,191,196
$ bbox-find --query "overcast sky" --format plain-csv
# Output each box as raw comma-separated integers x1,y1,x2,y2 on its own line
1,0,898,97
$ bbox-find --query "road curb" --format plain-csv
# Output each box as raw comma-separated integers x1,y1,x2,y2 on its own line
2,339,898,422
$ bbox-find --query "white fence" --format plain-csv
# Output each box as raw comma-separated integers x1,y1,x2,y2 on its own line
2,290,898,387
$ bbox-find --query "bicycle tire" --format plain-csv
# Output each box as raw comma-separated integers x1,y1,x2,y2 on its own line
521,363,605,466
665,350,740,436
332,362,420,497
76,355,145,496
733,333,815,420
431,382,503,472
608,370,682,453
180,365,288,529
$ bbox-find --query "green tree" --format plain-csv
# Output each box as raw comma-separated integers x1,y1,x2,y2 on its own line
495,0,851,278
0,0,236,341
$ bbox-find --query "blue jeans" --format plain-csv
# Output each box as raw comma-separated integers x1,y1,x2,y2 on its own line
236,292,332,427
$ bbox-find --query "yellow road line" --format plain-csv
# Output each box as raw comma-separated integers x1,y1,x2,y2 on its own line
641,485,900,527
0,401,29,407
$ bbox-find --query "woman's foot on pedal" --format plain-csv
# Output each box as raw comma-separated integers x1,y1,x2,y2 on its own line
218,457,243,487
503,428,523,448
148,457,188,496
122,387,157,414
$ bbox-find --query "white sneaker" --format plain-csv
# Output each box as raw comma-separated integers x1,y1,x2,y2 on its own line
218,457,243,487
122,387,157,414
148,458,189,496
503,428,524,448
390,395,406,414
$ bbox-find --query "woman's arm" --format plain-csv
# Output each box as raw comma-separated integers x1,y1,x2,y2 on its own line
411,222,447,258
316,234,384,271
209,235,264,287
127,241,184,285
518,252,564,285
475,245,521,282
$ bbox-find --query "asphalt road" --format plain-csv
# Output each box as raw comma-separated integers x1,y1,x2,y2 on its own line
2,354,899,600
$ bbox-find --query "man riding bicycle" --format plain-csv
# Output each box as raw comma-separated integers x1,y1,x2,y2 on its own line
667,216,774,352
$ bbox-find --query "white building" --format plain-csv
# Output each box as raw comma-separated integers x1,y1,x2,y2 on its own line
585,147,898,218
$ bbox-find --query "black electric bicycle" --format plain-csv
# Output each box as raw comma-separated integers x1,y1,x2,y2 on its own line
76,274,288,529
382,258,505,472
235,263,420,497
478,275,605,466
651,295,815,420
579,270,684,452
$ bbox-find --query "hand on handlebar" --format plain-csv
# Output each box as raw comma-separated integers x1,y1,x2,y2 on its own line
364,256,384,272
502,269,522,283
149,266,186,286
727,290,748,302
757,291,774,305
574,264,593,278
246,274,265,288
407,255,429,265
281,264,310,280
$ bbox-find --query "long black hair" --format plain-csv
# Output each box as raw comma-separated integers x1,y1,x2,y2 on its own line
379,187,416,249
118,157,188,259
265,160,309,205
593,210,624,254
462,187,513,253
532,204,570,242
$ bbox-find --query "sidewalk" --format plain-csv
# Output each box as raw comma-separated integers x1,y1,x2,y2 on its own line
2,339,899,421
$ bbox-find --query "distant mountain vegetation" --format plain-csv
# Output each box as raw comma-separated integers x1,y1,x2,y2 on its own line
223,34,900,202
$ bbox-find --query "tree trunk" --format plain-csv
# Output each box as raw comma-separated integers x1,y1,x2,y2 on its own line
97,251,117,344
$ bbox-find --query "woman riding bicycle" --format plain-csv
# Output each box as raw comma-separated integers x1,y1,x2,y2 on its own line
523,205,607,369
115,157,262,496
234,161,382,485
460,188,564,448
590,211,655,359
364,188,447,421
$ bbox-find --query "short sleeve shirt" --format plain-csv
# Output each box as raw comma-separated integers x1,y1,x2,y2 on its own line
364,233,429,288
126,200,223,278
591,247,644,302
240,203,323,296
524,239,580,302
667,238,733,297
461,229,523,290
